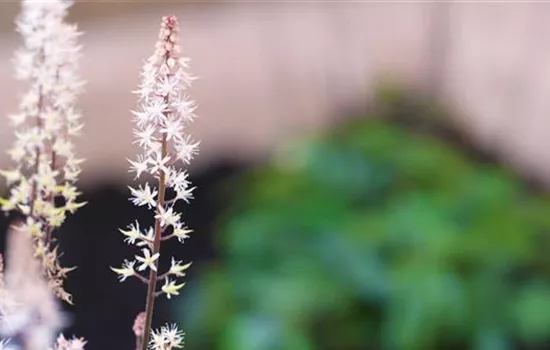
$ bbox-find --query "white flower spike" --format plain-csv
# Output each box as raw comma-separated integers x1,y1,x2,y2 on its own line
114,15,198,350
1,0,85,304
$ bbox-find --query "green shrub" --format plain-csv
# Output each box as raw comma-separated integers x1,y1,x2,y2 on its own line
181,90,550,350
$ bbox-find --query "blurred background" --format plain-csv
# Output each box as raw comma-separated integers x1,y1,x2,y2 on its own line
2,1,550,349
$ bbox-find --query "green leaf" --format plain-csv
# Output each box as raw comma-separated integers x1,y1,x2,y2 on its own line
513,281,550,342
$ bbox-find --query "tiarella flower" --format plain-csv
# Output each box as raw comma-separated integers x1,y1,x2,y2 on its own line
136,227,155,247
161,279,185,299
129,183,158,209
111,260,136,282
134,125,157,150
166,169,189,188
156,76,179,96
147,100,170,124
129,155,149,179
173,97,196,120
163,324,184,348
119,222,142,245
131,108,151,129
149,330,168,350
148,152,171,175
174,185,194,203
135,249,160,272
64,200,86,215
148,324,184,350
175,136,200,165
167,169,195,203
1,225,66,349
160,117,184,141
0,170,21,187
0,255,14,350
115,16,198,350
155,206,181,228
172,225,191,243
0,0,85,304
168,259,191,277
52,334,87,350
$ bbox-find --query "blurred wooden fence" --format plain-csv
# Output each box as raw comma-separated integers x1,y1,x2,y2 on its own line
0,2,550,183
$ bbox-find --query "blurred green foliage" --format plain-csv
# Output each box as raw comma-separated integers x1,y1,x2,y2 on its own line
180,89,550,350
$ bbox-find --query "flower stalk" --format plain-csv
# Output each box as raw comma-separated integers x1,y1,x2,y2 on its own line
142,133,168,350
0,0,85,304
112,15,198,350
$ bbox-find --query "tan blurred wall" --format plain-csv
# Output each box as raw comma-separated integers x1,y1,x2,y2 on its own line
0,2,549,184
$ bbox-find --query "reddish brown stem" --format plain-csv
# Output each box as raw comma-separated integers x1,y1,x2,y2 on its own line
160,233,175,241
134,272,150,285
157,270,170,281
141,133,167,350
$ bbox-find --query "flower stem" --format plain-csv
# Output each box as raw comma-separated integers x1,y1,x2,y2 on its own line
29,91,44,217
44,149,57,246
141,133,167,350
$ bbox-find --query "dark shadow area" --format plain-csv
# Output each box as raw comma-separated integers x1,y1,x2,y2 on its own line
0,158,250,350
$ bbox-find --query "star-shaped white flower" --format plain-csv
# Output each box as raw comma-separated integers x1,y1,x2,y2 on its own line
145,99,169,124
136,226,155,247
131,108,151,128
149,329,168,350
161,278,185,299
0,169,21,187
135,248,160,272
175,185,194,203
163,324,184,348
174,136,199,164
133,125,157,150
128,154,149,179
172,224,191,243
155,206,181,228
119,221,142,245
160,117,183,141
148,152,171,175
111,260,136,282
156,75,179,97
172,95,197,121
129,183,158,209
168,258,192,277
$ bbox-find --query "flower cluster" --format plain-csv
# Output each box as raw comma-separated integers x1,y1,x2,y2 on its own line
112,14,197,298
148,324,184,350
0,224,67,350
0,256,16,332
0,224,86,350
0,0,85,304
111,15,197,349
0,0,200,348
50,334,87,350
0,255,14,349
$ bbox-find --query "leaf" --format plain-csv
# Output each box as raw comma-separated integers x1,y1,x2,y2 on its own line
473,328,511,350
220,314,282,350
512,281,550,342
